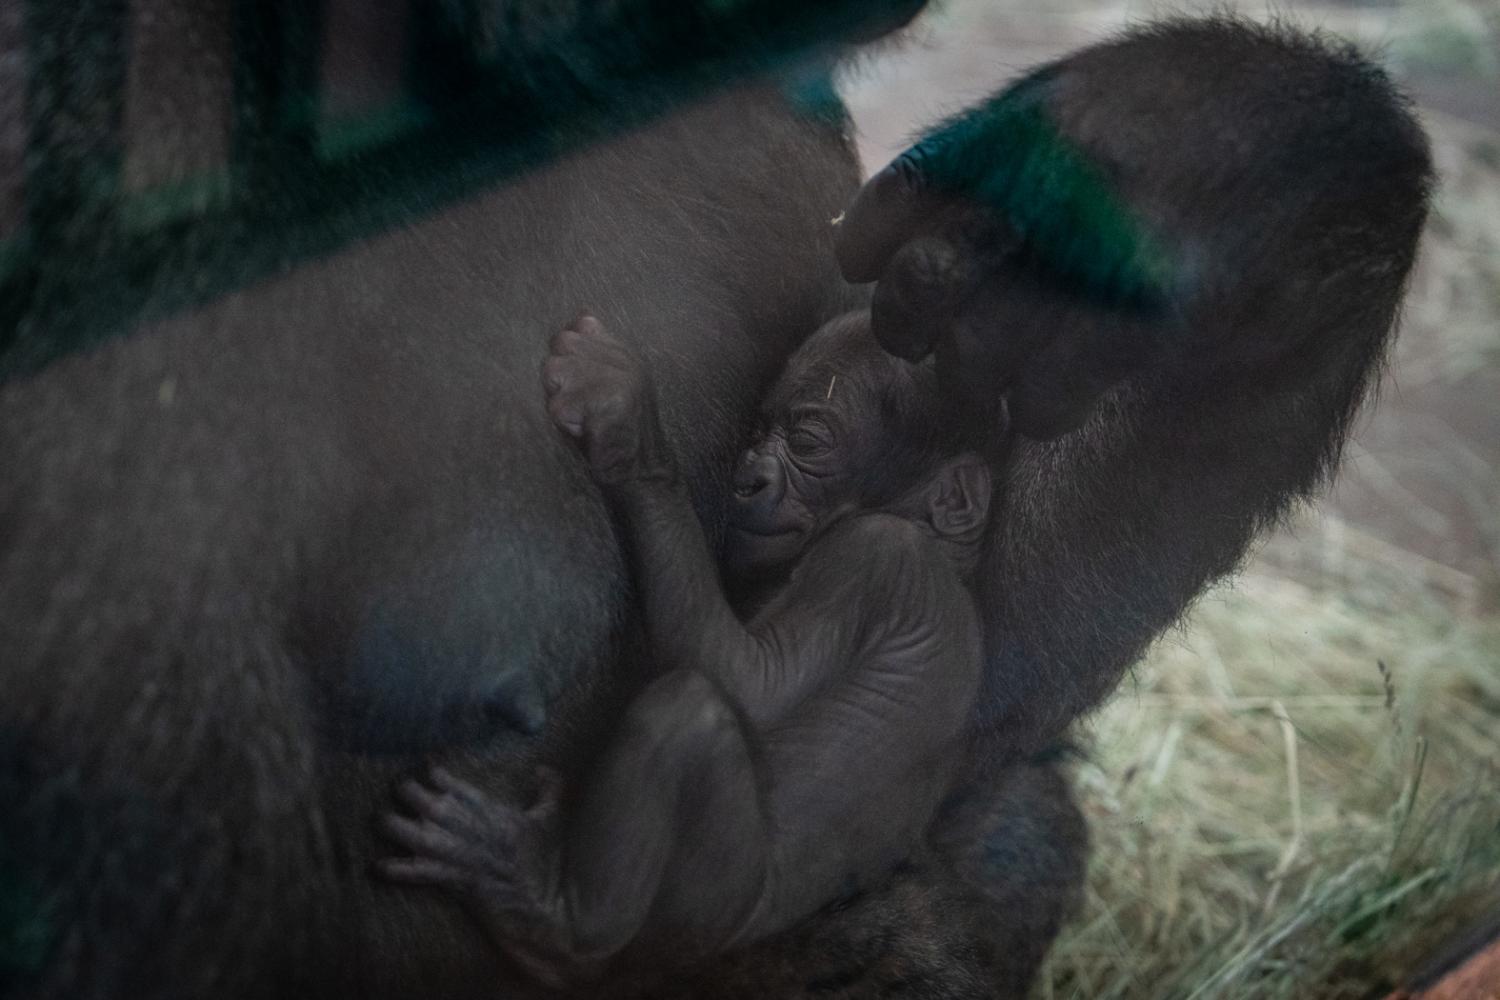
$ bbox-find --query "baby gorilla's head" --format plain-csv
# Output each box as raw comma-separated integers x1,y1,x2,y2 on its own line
725,311,993,581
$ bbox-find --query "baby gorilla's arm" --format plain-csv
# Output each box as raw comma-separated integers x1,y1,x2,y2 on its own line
543,314,846,717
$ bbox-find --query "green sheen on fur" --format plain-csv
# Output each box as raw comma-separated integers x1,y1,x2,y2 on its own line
915,73,1174,310
0,859,54,983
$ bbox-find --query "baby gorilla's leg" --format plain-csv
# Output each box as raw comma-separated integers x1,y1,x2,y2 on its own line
377,670,768,981
565,669,769,958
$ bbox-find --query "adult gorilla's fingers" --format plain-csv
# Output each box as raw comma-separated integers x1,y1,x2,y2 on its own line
930,279,1050,408
869,237,974,362
852,72,1179,408
839,78,1047,287
932,268,1162,434
835,152,949,284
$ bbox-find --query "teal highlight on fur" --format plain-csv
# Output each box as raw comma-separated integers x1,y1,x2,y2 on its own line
119,171,235,232
0,858,54,984
915,72,1175,310
315,100,432,162
780,60,848,128
1,0,913,379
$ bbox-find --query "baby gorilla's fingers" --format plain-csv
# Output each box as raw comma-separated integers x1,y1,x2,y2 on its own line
568,312,605,337
542,342,591,438
373,856,473,892
426,764,471,792
526,766,563,822
543,316,635,425
550,313,609,357
378,811,471,862
541,361,589,437
392,778,487,838
541,355,570,394
425,766,498,818
546,393,586,438
548,323,587,356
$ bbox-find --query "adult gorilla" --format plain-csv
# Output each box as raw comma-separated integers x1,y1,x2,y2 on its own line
0,4,1428,999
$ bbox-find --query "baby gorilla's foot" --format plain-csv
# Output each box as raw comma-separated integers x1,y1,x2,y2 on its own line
541,313,675,487
376,766,577,985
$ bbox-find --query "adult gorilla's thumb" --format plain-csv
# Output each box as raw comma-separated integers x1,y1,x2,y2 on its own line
869,237,969,361
835,152,943,284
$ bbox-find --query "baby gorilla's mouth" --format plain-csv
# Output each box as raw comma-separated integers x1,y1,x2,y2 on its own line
730,523,801,539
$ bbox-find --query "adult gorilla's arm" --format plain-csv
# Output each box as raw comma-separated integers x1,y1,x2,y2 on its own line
834,20,1433,760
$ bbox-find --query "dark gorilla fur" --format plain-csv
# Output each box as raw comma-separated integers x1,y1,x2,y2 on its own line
0,10,1428,1000
959,19,1432,764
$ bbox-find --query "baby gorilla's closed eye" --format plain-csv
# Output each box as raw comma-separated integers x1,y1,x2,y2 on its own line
786,424,832,459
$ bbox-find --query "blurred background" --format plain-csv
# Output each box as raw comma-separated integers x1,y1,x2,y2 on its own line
842,2,1500,995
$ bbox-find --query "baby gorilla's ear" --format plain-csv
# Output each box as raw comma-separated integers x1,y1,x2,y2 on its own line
925,453,992,541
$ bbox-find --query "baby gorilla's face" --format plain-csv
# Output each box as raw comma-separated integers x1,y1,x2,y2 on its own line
723,312,935,582
724,384,873,581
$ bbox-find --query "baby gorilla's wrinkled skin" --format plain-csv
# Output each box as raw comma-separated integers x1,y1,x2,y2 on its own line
377,310,991,985
722,313,992,585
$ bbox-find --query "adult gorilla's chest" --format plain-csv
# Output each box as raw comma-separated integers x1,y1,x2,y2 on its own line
0,76,860,997
301,83,862,762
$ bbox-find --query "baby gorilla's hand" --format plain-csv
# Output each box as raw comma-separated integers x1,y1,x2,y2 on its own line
542,314,674,487
376,766,578,986
375,765,558,901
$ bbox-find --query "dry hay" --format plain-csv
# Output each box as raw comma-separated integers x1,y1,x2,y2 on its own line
1043,523,1500,998
1041,13,1500,992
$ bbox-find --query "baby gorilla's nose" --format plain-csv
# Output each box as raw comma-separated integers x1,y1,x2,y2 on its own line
734,469,768,499
732,452,784,505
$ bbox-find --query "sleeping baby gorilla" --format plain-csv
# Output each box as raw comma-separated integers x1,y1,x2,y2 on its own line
377,311,993,986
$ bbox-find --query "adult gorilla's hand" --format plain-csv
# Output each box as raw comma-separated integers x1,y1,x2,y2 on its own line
834,73,1177,439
